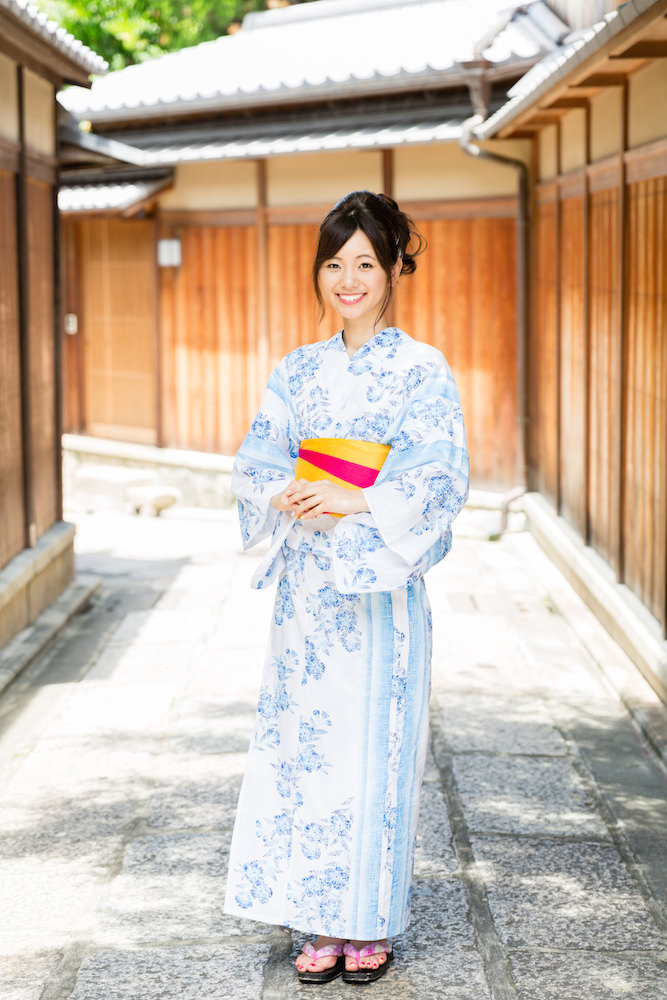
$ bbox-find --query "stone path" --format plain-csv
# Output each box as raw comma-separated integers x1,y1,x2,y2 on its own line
0,505,666,999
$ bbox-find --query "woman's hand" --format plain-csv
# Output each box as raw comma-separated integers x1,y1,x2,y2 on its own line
270,479,369,519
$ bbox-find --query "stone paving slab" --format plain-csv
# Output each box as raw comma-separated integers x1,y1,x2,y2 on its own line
453,755,609,838
472,836,665,951
436,692,569,755
510,952,667,1000
0,507,665,1000
69,944,272,1000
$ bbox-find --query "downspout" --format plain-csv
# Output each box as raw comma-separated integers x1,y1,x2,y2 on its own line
459,15,531,496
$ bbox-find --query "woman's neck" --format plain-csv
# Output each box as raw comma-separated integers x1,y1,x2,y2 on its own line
342,315,388,357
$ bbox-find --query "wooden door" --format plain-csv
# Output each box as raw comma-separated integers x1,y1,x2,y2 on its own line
79,219,157,444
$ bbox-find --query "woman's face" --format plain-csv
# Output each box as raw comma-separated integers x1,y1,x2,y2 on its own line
318,228,395,328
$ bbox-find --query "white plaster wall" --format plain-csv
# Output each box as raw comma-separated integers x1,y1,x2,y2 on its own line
629,59,667,149
267,150,382,206
159,160,258,209
590,87,622,162
560,108,586,173
0,53,18,142
23,69,54,156
539,126,558,181
394,140,529,201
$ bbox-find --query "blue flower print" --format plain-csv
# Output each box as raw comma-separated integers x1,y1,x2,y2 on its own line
274,574,295,626
257,689,278,720
250,412,281,441
303,637,326,682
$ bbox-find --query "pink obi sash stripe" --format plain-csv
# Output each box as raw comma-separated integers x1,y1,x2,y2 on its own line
295,437,391,496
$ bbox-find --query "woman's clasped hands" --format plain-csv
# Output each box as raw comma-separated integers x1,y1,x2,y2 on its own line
271,479,370,520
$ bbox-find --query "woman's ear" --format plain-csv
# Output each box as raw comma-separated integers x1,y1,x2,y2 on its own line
391,259,402,285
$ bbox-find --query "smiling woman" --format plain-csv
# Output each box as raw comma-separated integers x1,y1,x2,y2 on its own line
224,190,469,985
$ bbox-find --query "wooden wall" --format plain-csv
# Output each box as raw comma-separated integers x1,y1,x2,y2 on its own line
0,168,25,568
0,88,60,573
395,211,520,489
76,219,157,444
67,200,520,489
530,150,667,634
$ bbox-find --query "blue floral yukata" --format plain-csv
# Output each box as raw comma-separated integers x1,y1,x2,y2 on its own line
224,327,469,939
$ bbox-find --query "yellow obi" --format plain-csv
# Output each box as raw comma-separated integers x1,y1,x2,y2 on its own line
294,438,391,517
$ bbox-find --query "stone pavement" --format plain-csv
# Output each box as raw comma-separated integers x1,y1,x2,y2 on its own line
0,504,666,1000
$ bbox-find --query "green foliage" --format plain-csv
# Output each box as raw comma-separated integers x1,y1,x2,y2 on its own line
36,0,315,71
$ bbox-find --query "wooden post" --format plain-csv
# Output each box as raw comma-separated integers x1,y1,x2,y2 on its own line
15,65,36,548
382,149,393,198
616,79,630,584
256,159,270,394
152,215,164,448
554,121,562,516
583,101,591,545
52,87,64,519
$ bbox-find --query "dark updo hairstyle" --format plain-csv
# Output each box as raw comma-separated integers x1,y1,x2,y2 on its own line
312,191,425,320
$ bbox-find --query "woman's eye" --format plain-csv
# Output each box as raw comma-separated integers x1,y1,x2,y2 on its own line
359,262,373,269
326,262,340,270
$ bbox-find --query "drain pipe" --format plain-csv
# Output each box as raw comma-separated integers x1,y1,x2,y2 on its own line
460,112,530,500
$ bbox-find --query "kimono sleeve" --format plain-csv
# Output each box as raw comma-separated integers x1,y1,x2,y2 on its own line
232,365,296,550
331,358,469,593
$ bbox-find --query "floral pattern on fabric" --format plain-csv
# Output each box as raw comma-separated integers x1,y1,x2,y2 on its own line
224,328,469,938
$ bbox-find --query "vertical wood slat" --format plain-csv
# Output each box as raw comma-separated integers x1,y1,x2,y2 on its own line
395,215,519,490
159,224,259,454
0,169,25,568
558,194,587,535
27,178,57,538
80,219,157,444
623,177,667,629
588,187,621,567
533,195,559,505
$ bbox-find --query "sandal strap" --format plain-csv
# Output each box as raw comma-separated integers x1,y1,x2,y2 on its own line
343,940,391,959
302,941,345,960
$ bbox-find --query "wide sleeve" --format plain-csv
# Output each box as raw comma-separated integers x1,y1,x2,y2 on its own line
331,358,469,593
232,365,297,551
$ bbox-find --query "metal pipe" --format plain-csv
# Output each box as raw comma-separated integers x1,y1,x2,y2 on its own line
460,112,531,492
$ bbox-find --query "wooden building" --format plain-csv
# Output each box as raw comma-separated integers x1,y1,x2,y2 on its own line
57,0,573,493
476,0,667,690
57,0,667,695
0,0,104,648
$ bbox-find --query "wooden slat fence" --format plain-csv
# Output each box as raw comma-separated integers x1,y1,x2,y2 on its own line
531,160,667,634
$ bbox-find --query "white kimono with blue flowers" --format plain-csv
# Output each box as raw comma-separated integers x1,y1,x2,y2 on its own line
224,327,469,939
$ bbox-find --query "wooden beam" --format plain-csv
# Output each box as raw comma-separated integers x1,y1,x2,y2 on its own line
573,73,627,87
541,97,589,110
610,40,667,59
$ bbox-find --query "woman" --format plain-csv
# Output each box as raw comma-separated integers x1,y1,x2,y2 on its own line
224,191,469,983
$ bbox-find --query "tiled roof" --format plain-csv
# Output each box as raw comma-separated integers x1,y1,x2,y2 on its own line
58,177,171,214
143,118,466,163
59,0,568,122
1,0,107,76
476,0,661,138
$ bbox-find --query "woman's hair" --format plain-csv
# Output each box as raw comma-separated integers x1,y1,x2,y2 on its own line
312,191,425,320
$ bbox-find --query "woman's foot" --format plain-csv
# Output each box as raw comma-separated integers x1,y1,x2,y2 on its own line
342,940,394,983
295,936,345,976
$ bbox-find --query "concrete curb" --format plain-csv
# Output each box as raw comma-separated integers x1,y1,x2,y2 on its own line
522,492,667,765
0,573,100,697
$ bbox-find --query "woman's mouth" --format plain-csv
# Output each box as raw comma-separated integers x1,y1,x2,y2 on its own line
337,293,365,305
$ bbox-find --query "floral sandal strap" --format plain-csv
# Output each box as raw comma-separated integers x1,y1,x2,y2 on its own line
302,941,345,960
343,940,392,960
